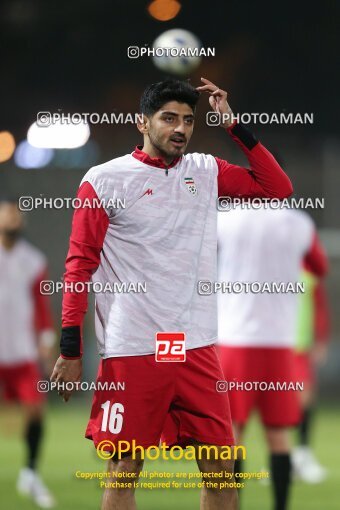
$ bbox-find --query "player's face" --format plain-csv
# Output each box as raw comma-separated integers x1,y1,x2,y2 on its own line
148,101,194,159
0,203,23,237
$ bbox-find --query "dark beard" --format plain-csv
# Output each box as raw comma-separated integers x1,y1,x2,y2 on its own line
148,131,177,160
2,229,21,241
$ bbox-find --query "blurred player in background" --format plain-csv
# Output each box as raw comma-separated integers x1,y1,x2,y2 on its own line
292,265,330,483
0,198,56,508
51,78,293,510
217,205,328,510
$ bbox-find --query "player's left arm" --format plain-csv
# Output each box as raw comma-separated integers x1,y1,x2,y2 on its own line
312,280,331,366
314,280,331,344
304,231,329,278
197,77,293,199
303,232,330,364
32,265,56,374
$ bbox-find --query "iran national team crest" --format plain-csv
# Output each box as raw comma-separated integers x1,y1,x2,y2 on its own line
184,177,197,196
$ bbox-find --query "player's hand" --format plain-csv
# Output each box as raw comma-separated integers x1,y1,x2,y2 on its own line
311,343,328,367
38,343,56,377
50,356,82,402
196,77,234,128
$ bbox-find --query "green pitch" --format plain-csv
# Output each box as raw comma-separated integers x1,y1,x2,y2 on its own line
0,402,339,509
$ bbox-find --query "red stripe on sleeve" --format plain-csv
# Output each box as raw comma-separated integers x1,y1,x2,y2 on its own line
216,129,293,199
32,267,54,332
314,281,331,344
62,181,109,331
304,232,329,278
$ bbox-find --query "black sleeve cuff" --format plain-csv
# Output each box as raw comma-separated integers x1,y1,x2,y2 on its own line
60,326,81,358
229,122,258,151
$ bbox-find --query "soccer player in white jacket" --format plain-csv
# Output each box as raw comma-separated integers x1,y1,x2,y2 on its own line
51,78,293,510
0,198,56,508
217,205,328,510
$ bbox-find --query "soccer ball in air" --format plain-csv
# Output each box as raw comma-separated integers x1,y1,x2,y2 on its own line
152,29,202,76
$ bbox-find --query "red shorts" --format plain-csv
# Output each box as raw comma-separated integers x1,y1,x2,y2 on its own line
0,362,45,404
218,346,301,427
86,345,234,450
294,352,314,387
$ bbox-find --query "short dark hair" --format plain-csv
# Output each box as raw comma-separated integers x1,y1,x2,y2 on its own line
0,195,19,205
140,79,200,117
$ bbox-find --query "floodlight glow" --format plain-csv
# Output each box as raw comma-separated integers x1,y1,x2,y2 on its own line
27,120,90,149
14,140,54,169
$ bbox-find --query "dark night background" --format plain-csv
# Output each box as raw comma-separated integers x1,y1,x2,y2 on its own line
1,0,339,134
1,5,340,510
1,0,340,392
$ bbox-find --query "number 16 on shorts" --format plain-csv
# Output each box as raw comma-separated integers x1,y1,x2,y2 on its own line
155,332,186,362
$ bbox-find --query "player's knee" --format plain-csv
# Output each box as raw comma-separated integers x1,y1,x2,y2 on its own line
199,458,235,479
265,427,290,453
233,422,244,445
107,454,144,476
24,403,44,421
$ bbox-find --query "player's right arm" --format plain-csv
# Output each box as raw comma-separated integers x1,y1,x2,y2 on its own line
50,181,109,401
312,280,331,366
303,231,329,278
32,264,56,375
303,232,330,366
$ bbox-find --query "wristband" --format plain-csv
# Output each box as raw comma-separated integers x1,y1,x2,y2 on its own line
228,122,258,150
60,326,81,358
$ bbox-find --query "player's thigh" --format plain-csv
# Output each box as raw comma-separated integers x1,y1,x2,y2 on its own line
295,353,315,407
233,422,246,445
87,355,175,448
259,348,301,428
163,345,234,446
0,362,45,407
218,346,259,426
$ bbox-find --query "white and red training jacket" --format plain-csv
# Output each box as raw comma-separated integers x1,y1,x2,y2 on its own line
217,207,328,348
60,122,293,359
0,239,54,365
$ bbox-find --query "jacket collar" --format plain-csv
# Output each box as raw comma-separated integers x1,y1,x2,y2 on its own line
132,145,181,169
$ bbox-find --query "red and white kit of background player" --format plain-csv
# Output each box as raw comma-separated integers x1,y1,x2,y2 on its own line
0,199,56,508
51,78,293,510
217,206,328,510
